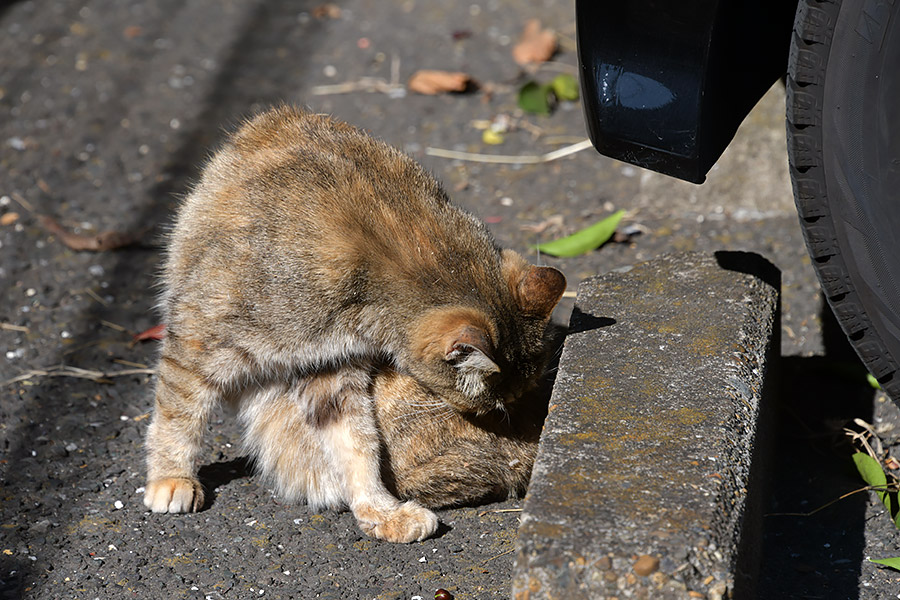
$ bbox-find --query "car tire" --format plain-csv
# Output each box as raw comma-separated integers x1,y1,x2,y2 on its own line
787,0,900,401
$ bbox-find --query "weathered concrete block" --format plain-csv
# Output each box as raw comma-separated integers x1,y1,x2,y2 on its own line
513,252,779,600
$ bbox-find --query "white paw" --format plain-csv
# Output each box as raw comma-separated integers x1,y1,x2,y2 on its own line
356,500,439,543
144,477,204,513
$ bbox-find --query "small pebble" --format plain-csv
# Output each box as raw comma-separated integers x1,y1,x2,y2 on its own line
633,554,660,576
113,501,124,510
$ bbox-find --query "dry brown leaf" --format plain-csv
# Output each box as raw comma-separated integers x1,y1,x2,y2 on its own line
133,323,167,343
520,214,564,234
39,215,140,252
512,19,558,65
407,70,472,95
312,3,341,19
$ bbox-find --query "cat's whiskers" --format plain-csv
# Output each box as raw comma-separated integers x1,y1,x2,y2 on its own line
493,399,511,424
432,407,458,426
402,399,447,408
388,401,452,424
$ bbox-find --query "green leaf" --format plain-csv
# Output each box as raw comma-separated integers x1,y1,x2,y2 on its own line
532,210,625,258
852,452,899,522
550,73,579,101
868,373,882,389
518,81,552,115
853,452,887,489
870,557,900,570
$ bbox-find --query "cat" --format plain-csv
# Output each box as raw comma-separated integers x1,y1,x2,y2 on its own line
143,106,566,543
239,365,548,516
371,367,546,508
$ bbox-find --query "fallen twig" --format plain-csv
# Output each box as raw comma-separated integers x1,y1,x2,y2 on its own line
113,358,150,369
83,287,110,306
1,323,29,333
10,192,35,213
478,507,523,517
765,485,897,518
2,364,156,387
426,139,592,165
310,77,405,97
100,320,128,332
482,548,515,565
848,418,885,457
535,60,578,74
312,55,405,97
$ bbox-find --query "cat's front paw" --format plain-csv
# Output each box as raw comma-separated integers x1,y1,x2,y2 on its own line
355,500,439,543
144,477,204,513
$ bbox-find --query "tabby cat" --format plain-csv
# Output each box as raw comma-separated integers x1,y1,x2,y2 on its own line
143,106,565,542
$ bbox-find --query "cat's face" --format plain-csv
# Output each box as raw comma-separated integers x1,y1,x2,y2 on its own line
409,251,566,415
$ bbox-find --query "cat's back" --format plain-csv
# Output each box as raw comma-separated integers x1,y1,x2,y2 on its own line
188,106,446,224
171,107,503,306
162,107,509,356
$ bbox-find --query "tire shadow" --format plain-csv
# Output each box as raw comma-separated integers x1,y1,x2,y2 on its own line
757,298,876,599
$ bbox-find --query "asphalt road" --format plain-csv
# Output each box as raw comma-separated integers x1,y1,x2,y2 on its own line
1,1,898,598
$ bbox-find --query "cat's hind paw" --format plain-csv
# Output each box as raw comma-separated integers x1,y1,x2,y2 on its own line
144,477,204,513
355,500,439,543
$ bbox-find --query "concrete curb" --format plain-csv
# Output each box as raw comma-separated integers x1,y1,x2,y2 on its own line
513,251,780,600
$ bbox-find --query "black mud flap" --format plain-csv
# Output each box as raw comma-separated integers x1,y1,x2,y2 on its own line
577,0,798,183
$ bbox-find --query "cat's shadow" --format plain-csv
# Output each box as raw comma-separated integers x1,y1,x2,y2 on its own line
197,456,254,510
567,306,616,335
196,457,455,538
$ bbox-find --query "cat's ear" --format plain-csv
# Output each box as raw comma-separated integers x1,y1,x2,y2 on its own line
444,324,499,398
411,308,500,396
444,325,500,373
502,250,567,319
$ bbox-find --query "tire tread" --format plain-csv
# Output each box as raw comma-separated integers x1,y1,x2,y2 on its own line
787,0,900,402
